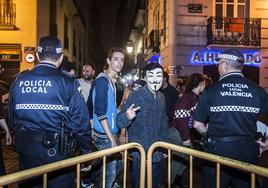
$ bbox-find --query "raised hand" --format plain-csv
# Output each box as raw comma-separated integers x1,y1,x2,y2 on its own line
126,104,140,120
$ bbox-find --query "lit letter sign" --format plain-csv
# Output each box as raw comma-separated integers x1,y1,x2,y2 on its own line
190,50,262,66
192,52,201,62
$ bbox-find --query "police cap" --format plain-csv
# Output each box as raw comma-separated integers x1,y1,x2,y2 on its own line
37,36,63,54
215,49,244,64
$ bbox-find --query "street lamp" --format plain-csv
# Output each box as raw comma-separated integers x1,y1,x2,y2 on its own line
126,41,134,54
126,46,133,54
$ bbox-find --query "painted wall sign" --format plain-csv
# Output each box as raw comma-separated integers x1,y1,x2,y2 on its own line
188,4,202,13
0,49,20,61
190,50,262,67
24,47,35,53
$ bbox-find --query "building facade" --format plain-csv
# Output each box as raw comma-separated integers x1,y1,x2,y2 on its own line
0,0,102,84
0,0,36,84
146,0,268,90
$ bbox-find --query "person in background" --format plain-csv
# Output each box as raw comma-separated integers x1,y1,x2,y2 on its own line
118,70,146,110
78,63,95,103
0,94,12,177
8,36,91,188
167,73,205,187
160,71,178,118
193,49,268,188
88,47,125,188
170,73,206,147
59,58,76,76
117,63,169,188
175,78,186,97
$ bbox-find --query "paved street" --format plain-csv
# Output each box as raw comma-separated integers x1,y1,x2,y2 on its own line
2,141,19,188
1,137,268,188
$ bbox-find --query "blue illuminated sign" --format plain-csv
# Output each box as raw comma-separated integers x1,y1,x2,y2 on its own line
146,53,162,64
190,49,262,67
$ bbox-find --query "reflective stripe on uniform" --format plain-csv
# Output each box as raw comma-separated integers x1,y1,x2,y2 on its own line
210,105,260,113
174,106,196,118
15,104,69,111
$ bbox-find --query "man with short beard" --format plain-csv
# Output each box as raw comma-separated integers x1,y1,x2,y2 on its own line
78,63,95,102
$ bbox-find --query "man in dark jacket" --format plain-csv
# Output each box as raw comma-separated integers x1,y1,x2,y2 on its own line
117,63,169,188
193,49,268,188
8,36,91,188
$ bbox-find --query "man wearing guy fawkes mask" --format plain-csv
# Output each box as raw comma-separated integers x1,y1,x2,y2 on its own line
117,63,169,188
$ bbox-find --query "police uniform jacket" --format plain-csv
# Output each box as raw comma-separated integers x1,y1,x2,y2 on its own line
8,62,91,153
193,72,268,138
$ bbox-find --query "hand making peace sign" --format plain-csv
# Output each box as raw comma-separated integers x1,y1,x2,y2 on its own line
125,104,140,120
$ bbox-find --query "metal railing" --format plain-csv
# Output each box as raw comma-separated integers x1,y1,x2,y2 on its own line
0,3,16,28
207,16,261,47
147,141,268,188
0,142,146,188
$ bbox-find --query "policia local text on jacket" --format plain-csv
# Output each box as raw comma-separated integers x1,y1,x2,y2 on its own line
8,36,91,188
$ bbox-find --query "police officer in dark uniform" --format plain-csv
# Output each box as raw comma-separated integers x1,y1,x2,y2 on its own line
193,49,268,188
8,36,91,188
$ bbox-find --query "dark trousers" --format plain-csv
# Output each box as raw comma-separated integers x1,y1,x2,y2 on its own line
18,139,75,188
0,144,6,176
203,138,259,188
262,179,268,188
132,157,163,188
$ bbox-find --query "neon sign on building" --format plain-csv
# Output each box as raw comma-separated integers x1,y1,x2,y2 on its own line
191,50,262,67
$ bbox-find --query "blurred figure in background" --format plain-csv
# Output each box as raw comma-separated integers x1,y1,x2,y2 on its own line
160,71,178,118
59,58,76,76
0,93,12,177
175,77,186,97
170,73,206,147
167,73,206,187
78,63,95,103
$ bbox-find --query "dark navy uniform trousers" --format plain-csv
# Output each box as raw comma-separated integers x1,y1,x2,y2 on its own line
203,137,259,188
19,139,75,188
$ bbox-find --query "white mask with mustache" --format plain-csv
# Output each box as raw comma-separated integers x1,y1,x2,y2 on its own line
145,68,163,92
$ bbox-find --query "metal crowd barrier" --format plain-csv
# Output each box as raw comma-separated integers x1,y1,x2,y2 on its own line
0,142,146,188
147,141,268,188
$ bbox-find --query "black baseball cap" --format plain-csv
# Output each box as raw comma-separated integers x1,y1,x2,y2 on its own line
37,36,63,54
215,49,244,64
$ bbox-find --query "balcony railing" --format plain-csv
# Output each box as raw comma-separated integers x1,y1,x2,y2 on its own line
207,17,261,47
0,3,16,29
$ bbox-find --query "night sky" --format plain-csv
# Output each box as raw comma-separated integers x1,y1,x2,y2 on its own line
95,0,121,51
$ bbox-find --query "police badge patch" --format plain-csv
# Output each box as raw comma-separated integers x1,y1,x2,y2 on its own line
78,86,84,97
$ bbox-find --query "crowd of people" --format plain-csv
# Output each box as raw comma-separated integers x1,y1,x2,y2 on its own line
0,35,267,188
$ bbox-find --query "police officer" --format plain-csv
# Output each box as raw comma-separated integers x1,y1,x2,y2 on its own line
193,49,268,188
8,36,91,188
